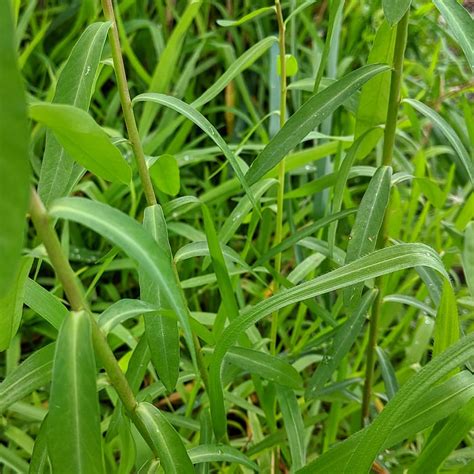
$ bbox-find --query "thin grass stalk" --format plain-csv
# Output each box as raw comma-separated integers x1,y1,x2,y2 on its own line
101,0,157,206
270,0,287,357
361,11,410,425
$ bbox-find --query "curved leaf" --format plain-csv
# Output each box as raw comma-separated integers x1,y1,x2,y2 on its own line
135,402,194,473
217,6,275,27
245,63,390,186
49,197,196,366
189,444,258,470
209,243,448,438
99,299,158,334
404,98,474,185
383,0,411,26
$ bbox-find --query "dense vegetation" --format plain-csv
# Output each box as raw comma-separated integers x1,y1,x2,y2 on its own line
0,0,473,472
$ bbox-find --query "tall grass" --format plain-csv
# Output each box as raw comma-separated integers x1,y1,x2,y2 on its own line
0,1,473,473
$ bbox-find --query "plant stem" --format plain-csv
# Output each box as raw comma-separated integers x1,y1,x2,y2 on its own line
361,11,409,425
29,188,154,450
101,0,157,207
270,0,287,356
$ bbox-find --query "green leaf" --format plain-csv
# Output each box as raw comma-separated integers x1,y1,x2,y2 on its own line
135,402,194,473
383,0,411,26
99,299,158,334
139,0,202,136
433,0,474,69
433,281,460,357
133,93,257,210
189,444,258,470
29,417,49,474
376,346,399,399
245,64,390,186
217,6,275,27
0,344,55,414
140,205,180,392
344,166,392,306
297,370,474,472
209,243,448,439
30,103,131,184
49,197,196,367
23,278,68,330
47,311,104,473
226,347,302,389
404,98,474,185
306,290,378,398
354,21,397,159
277,386,306,470
463,222,474,297
38,22,111,206
149,154,180,196
0,0,31,297
0,444,29,473
409,398,474,473
0,257,32,351
277,54,299,76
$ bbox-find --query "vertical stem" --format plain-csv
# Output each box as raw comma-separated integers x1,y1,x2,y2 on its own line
361,11,409,425
270,0,287,356
101,0,157,206
29,188,153,449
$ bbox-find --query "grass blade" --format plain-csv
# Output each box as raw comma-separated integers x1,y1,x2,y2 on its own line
433,0,474,69
306,290,378,398
209,243,448,438
433,281,460,356
135,402,194,473
226,347,303,389
245,63,390,186
133,93,257,210
344,166,392,306
383,0,411,25
0,0,30,297
140,205,180,392
463,222,474,297
404,98,474,185
47,311,104,473
189,444,258,470
30,103,131,184
0,257,32,351
38,22,111,205
217,6,275,27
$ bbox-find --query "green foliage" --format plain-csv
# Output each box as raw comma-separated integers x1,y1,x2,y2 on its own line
0,1,473,472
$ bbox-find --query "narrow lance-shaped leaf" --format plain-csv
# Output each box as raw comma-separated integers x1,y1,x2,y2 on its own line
189,444,258,471
140,205,180,392
383,0,411,26
226,346,302,389
0,0,31,297
433,0,474,70
47,311,104,473
463,222,474,297
209,243,448,439
135,402,194,473
217,6,275,27
0,344,55,414
344,166,392,306
0,257,32,351
298,367,474,473
38,22,111,206
277,386,306,470
30,103,131,184
433,281,460,357
139,0,202,136
354,21,397,159
245,63,390,186
134,93,258,210
306,289,378,398
49,197,196,367
404,98,474,185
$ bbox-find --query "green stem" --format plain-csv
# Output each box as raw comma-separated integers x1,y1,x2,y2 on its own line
101,0,157,207
270,0,287,356
361,11,409,426
29,188,154,452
